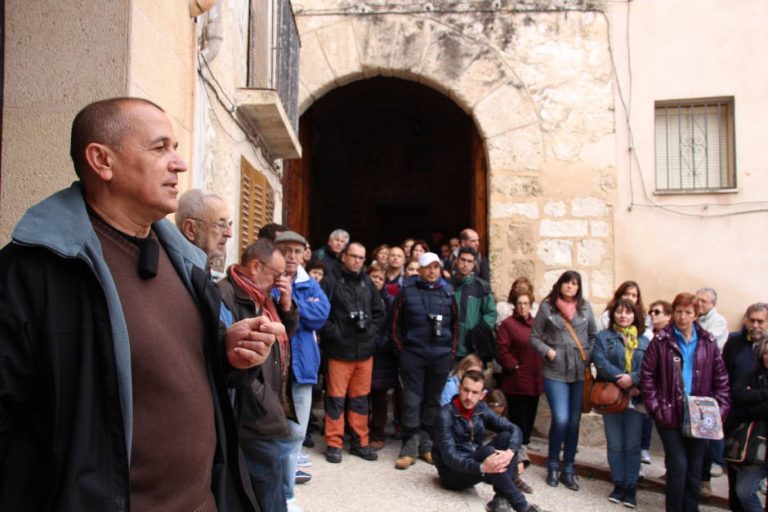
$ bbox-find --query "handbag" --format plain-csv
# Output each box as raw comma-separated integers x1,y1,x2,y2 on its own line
724,420,767,466
563,319,592,414
589,381,629,414
674,357,723,440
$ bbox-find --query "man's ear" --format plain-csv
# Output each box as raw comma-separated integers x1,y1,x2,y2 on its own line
181,218,199,241
83,143,114,182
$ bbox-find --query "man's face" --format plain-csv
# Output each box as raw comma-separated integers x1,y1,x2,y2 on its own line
341,244,366,273
460,230,480,251
458,377,485,410
253,250,286,292
455,253,476,278
107,103,188,223
449,237,460,252
328,235,347,255
197,197,232,266
278,241,305,278
419,262,441,284
745,310,768,342
387,247,405,270
696,291,716,315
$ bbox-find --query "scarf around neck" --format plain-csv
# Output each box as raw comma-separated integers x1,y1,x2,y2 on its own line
556,297,577,322
615,325,638,372
228,264,290,375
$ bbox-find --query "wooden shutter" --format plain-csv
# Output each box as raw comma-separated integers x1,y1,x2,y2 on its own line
240,157,275,255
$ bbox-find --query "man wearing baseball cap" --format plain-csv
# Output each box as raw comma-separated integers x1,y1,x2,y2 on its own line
391,252,457,470
274,231,330,512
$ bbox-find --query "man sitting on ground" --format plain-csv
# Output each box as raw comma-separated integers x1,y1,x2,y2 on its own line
433,370,544,512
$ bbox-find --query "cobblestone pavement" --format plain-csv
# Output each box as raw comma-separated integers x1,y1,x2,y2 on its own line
293,437,728,512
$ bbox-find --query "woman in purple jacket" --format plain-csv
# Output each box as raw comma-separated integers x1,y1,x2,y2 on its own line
639,292,730,512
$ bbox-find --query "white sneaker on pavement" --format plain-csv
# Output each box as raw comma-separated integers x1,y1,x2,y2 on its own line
710,463,724,477
640,449,651,464
297,451,311,467
287,498,303,512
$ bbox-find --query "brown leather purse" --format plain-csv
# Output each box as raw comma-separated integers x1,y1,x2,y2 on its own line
589,381,630,414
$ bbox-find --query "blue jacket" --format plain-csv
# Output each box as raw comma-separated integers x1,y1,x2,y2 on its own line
391,276,457,358
435,399,522,476
273,266,330,384
592,329,649,405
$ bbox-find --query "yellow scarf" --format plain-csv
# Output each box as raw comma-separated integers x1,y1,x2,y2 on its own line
616,325,638,372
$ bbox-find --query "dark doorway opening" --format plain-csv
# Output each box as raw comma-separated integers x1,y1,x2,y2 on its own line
283,77,487,255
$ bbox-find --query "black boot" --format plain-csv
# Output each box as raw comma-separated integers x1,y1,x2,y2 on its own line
560,472,579,491
545,468,559,487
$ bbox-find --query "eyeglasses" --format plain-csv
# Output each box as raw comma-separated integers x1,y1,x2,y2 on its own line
190,218,232,231
259,260,285,278
649,309,664,316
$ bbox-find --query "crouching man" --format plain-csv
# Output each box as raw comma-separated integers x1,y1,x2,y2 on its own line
433,370,544,512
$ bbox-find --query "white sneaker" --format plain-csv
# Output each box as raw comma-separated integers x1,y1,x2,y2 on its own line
710,463,724,477
287,498,303,512
640,449,651,464
297,451,311,468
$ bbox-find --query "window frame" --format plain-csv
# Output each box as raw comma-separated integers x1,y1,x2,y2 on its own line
653,96,737,195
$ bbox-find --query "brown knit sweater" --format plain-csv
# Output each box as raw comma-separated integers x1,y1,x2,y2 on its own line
95,218,216,512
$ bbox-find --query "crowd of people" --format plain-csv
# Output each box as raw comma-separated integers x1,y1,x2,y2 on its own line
0,97,765,512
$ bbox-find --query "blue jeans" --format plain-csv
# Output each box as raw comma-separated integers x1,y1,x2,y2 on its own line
242,438,288,512
735,466,767,512
543,378,584,474
603,409,644,485
282,382,314,501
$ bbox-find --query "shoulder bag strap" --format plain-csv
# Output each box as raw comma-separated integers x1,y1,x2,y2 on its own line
563,318,587,362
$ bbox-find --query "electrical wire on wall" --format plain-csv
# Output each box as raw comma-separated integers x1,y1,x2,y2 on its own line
602,2,768,218
197,51,280,174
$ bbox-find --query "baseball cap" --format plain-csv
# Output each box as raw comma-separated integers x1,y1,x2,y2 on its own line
418,252,442,268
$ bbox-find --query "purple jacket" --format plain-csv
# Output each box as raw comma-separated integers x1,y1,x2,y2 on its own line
639,323,730,429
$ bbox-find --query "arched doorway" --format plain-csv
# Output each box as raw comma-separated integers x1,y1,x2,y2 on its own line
283,76,487,255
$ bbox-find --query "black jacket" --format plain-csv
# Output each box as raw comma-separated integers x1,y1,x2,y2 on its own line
320,267,385,361
218,276,299,440
0,184,256,512
434,398,522,476
391,276,457,358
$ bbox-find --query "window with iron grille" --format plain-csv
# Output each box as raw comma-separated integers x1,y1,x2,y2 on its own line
654,97,736,192
239,157,275,256
248,0,300,133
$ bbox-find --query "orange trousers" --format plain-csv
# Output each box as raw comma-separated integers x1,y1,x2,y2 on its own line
324,356,373,449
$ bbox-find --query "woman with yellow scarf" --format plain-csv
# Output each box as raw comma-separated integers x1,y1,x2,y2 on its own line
592,298,650,508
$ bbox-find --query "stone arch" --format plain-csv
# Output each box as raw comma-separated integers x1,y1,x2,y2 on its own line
297,14,544,173
295,13,548,293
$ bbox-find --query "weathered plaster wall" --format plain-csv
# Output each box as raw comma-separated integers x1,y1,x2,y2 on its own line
294,0,616,306
1,0,129,242
608,0,768,327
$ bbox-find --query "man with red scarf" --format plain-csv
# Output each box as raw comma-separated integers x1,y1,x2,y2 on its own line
218,238,299,512
434,370,543,512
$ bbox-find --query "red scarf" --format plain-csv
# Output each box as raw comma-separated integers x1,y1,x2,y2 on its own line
228,264,290,376
452,396,475,421
556,296,577,321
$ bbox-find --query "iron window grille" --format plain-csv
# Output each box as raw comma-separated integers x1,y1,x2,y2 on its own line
248,0,300,134
654,97,736,193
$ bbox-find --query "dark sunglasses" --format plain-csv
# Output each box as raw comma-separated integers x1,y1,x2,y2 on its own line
649,309,665,316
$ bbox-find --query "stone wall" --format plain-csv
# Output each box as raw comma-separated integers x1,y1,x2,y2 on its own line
295,0,617,303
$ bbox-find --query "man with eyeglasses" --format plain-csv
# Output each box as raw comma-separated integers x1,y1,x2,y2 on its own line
218,238,300,512
320,242,385,464
176,188,233,272
444,228,490,281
